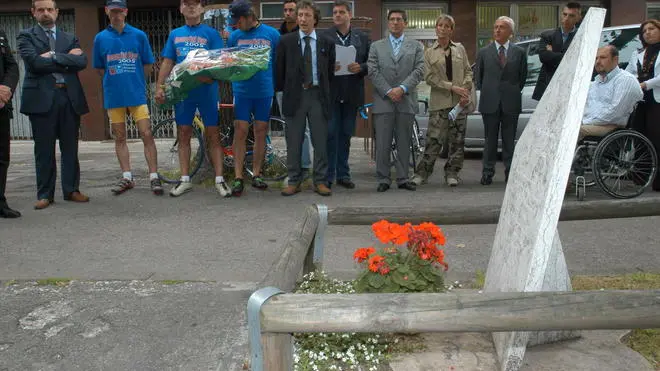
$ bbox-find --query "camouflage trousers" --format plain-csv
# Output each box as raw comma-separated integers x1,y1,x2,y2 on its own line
415,108,466,180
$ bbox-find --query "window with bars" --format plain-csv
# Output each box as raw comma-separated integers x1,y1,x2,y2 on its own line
260,1,355,20
476,2,603,47
648,3,660,20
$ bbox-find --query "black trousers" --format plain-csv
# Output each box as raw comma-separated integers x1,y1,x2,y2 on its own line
284,87,328,186
482,106,519,177
29,88,81,200
0,107,9,207
637,101,660,191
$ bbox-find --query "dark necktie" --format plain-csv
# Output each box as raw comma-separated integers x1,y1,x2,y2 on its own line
303,36,313,86
498,45,507,68
47,29,65,83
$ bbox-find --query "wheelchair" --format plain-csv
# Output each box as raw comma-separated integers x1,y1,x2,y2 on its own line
571,118,658,201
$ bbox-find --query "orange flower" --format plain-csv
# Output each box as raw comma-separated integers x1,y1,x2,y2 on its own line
413,222,446,246
353,247,376,263
368,255,386,272
372,220,411,245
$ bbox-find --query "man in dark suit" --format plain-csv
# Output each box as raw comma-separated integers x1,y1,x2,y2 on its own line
276,0,336,197
325,0,369,189
18,0,90,210
475,16,527,185
532,2,581,101
0,29,20,218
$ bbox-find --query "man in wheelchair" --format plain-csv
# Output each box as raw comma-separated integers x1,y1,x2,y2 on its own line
570,46,658,200
579,46,643,141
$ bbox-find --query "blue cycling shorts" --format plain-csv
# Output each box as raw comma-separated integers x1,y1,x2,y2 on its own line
234,96,272,123
174,98,218,127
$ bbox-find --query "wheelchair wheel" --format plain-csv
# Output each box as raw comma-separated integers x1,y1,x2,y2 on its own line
592,130,658,199
571,144,596,187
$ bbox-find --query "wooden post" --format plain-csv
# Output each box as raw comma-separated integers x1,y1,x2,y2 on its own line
260,205,320,291
260,290,660,334
324,197,660,225
262,333,294,371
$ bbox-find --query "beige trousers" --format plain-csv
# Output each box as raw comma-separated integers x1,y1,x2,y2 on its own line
578,124,619,141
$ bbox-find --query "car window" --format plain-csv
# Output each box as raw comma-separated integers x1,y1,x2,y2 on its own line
599,28,642,70
525,41,541,86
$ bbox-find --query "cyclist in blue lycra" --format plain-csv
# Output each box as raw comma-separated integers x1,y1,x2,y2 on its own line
155,0,230,197
226,0,280,196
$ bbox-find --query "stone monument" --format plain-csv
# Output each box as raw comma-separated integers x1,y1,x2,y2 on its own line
483,7,607,371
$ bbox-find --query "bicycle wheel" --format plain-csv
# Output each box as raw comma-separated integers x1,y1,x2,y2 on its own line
262,116,288,181
410,118,424,168
152,118,205,184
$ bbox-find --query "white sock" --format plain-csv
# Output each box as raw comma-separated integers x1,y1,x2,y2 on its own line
149,173,159,181
215,176,224,184
122,171,132,180
181,175,190,182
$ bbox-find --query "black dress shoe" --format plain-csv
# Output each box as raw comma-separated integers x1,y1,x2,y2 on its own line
398,181,417,191
0,206,21,218
480,174,493,185
377,183,390,192
337,179,356,189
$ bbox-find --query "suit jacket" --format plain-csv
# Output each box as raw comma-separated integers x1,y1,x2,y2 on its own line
324,26,370,108
0,30,19,114
532,28,576,100
275,30,336,120
17,25,89,116
367,35,425,115
475,42,527,115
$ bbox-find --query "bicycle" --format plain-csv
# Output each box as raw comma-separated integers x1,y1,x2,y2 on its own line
358,103,425,170
151,104,288,184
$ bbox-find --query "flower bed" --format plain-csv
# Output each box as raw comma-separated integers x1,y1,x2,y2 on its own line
292,220,449,370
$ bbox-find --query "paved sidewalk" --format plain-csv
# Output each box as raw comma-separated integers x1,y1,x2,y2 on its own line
1,140,658,371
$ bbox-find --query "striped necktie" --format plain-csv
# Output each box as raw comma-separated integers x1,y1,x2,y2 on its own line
393,39,402,57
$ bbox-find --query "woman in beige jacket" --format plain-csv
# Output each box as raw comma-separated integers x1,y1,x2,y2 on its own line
412,14,473,187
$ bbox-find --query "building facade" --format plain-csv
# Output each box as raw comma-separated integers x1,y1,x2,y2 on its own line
0,0,654,140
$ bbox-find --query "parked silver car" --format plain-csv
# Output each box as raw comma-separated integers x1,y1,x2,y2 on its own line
415,24,642,156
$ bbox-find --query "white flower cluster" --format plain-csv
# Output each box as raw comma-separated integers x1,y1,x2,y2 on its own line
293,272,390,370
445,280,463,291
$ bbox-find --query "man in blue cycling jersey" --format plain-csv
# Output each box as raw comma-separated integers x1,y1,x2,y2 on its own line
155,0,230,197
226,0,280,196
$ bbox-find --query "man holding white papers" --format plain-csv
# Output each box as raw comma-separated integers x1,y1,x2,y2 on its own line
325,0,369,189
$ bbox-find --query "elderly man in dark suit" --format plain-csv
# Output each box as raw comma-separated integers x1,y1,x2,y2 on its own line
18,0,89,210
532,2,581,101
368,9,425,192
276,0,336,197
0,29,20,218
325,0,369,189
475,16,527,185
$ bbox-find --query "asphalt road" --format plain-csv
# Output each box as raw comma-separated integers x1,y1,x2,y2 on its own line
1,140,658,371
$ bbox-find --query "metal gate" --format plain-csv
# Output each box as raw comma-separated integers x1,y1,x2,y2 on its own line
102,8,184,139
0,11,75,139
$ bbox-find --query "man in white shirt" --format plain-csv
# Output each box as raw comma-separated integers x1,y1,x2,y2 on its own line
580,46,643,140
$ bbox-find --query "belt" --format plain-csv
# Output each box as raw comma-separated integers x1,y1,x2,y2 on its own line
302,83,319,90
55,83,66,89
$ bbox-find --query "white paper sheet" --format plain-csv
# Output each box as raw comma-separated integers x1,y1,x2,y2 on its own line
335,45,357,76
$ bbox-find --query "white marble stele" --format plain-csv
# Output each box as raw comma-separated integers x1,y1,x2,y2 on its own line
483,8,607,371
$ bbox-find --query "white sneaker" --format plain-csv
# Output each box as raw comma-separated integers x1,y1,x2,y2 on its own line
411,175,426,186
170,181,193,197
215,181,231,198
446,177,459,187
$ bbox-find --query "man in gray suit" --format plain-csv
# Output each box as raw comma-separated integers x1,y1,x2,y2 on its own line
368,9,425,192
475,16,527,185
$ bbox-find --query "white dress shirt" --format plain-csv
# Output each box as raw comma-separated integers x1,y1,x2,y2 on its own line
582,67,643,126
299,29,318,86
